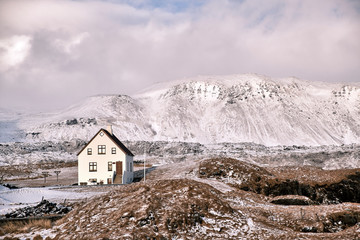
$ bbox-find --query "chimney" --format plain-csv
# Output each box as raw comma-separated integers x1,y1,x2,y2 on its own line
107,125,113,135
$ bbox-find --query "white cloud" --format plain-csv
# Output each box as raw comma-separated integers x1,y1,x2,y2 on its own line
0,35,32,71
54,32,90,55
0,0,359,111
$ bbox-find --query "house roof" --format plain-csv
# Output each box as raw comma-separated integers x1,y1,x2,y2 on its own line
77,128,134,156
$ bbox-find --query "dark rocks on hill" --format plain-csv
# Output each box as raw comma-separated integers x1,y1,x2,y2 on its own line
262,173,360,204
66,118,78,125
4,199,71,218
1,183,18,189
270,195,314,205
323,211,360,233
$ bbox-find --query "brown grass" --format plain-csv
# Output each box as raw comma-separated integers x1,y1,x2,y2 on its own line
0,219,52,236
267,166,360,185
1,161,77,182
54,179,253,239
134,163,153,168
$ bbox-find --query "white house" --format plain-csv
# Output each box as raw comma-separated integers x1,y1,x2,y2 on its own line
77,126,134,185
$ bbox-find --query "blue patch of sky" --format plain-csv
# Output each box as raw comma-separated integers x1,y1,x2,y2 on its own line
349,0,360,12
332,7,343,18
244,2,285,33
148,0,205,13
88,0,206,13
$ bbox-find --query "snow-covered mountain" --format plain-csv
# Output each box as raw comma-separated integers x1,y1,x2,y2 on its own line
3,74,360,146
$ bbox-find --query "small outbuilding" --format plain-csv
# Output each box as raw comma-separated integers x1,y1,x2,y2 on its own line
77,126,134,185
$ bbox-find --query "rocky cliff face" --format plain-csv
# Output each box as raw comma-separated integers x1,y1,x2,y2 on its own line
3,74,360,146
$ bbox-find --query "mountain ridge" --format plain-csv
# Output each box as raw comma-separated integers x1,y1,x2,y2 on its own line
2,74,360,146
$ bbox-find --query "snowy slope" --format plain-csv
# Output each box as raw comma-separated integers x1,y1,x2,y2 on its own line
135,74,360,145
2,74,360,146
0,108,26,142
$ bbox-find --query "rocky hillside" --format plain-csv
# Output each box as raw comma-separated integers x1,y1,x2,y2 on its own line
3,74,360,146
2,139,359,169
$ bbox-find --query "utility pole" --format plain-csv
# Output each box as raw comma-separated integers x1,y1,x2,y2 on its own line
144,144,146,182
54,170,61,182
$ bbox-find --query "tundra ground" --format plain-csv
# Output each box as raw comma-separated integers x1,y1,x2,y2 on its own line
1,157,360,239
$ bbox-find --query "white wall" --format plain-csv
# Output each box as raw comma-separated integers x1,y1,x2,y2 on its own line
123,155,134,184
78,130,132,185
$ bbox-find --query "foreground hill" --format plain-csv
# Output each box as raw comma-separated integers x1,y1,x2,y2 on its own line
1,158,359,239
48,158,360,239
3,74,360,146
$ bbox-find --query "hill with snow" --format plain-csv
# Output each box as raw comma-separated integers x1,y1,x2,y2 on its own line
2,74,360,146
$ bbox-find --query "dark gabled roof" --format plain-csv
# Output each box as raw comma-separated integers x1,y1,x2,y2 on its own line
77,128,134,156
102,129,134,156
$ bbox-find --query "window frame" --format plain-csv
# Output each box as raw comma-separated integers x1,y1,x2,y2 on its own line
87,148,92,155
111,147,116,154
98,145,106,154
108,161,113,171
89,162,97,172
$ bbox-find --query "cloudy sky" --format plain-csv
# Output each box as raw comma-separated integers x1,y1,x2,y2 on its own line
0,0,359,111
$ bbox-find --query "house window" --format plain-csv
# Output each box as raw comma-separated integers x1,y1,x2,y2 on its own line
98,145,106,154
111,147,116,154
130,162,133,172
87,148,92,155
108,162,112,171
89,162,97,172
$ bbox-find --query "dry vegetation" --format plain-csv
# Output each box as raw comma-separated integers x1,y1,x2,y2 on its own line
267,165,360,185
0,219,52,236
52,179,258,239
199,158,360,204
2,157,360,239
0,161,77,182
1,161,78,187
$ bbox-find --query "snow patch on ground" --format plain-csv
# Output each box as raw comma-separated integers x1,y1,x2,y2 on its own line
0,186,105,215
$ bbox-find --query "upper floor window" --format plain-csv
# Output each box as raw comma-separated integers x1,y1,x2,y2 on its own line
89,162,97,172
111,147,116,154
98,145,106,154
87,148,92,155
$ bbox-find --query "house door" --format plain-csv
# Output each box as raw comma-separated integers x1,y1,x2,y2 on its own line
116,161,123,174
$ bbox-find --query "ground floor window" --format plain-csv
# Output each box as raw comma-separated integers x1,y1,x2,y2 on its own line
108,161,113,171
89,162,97,172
